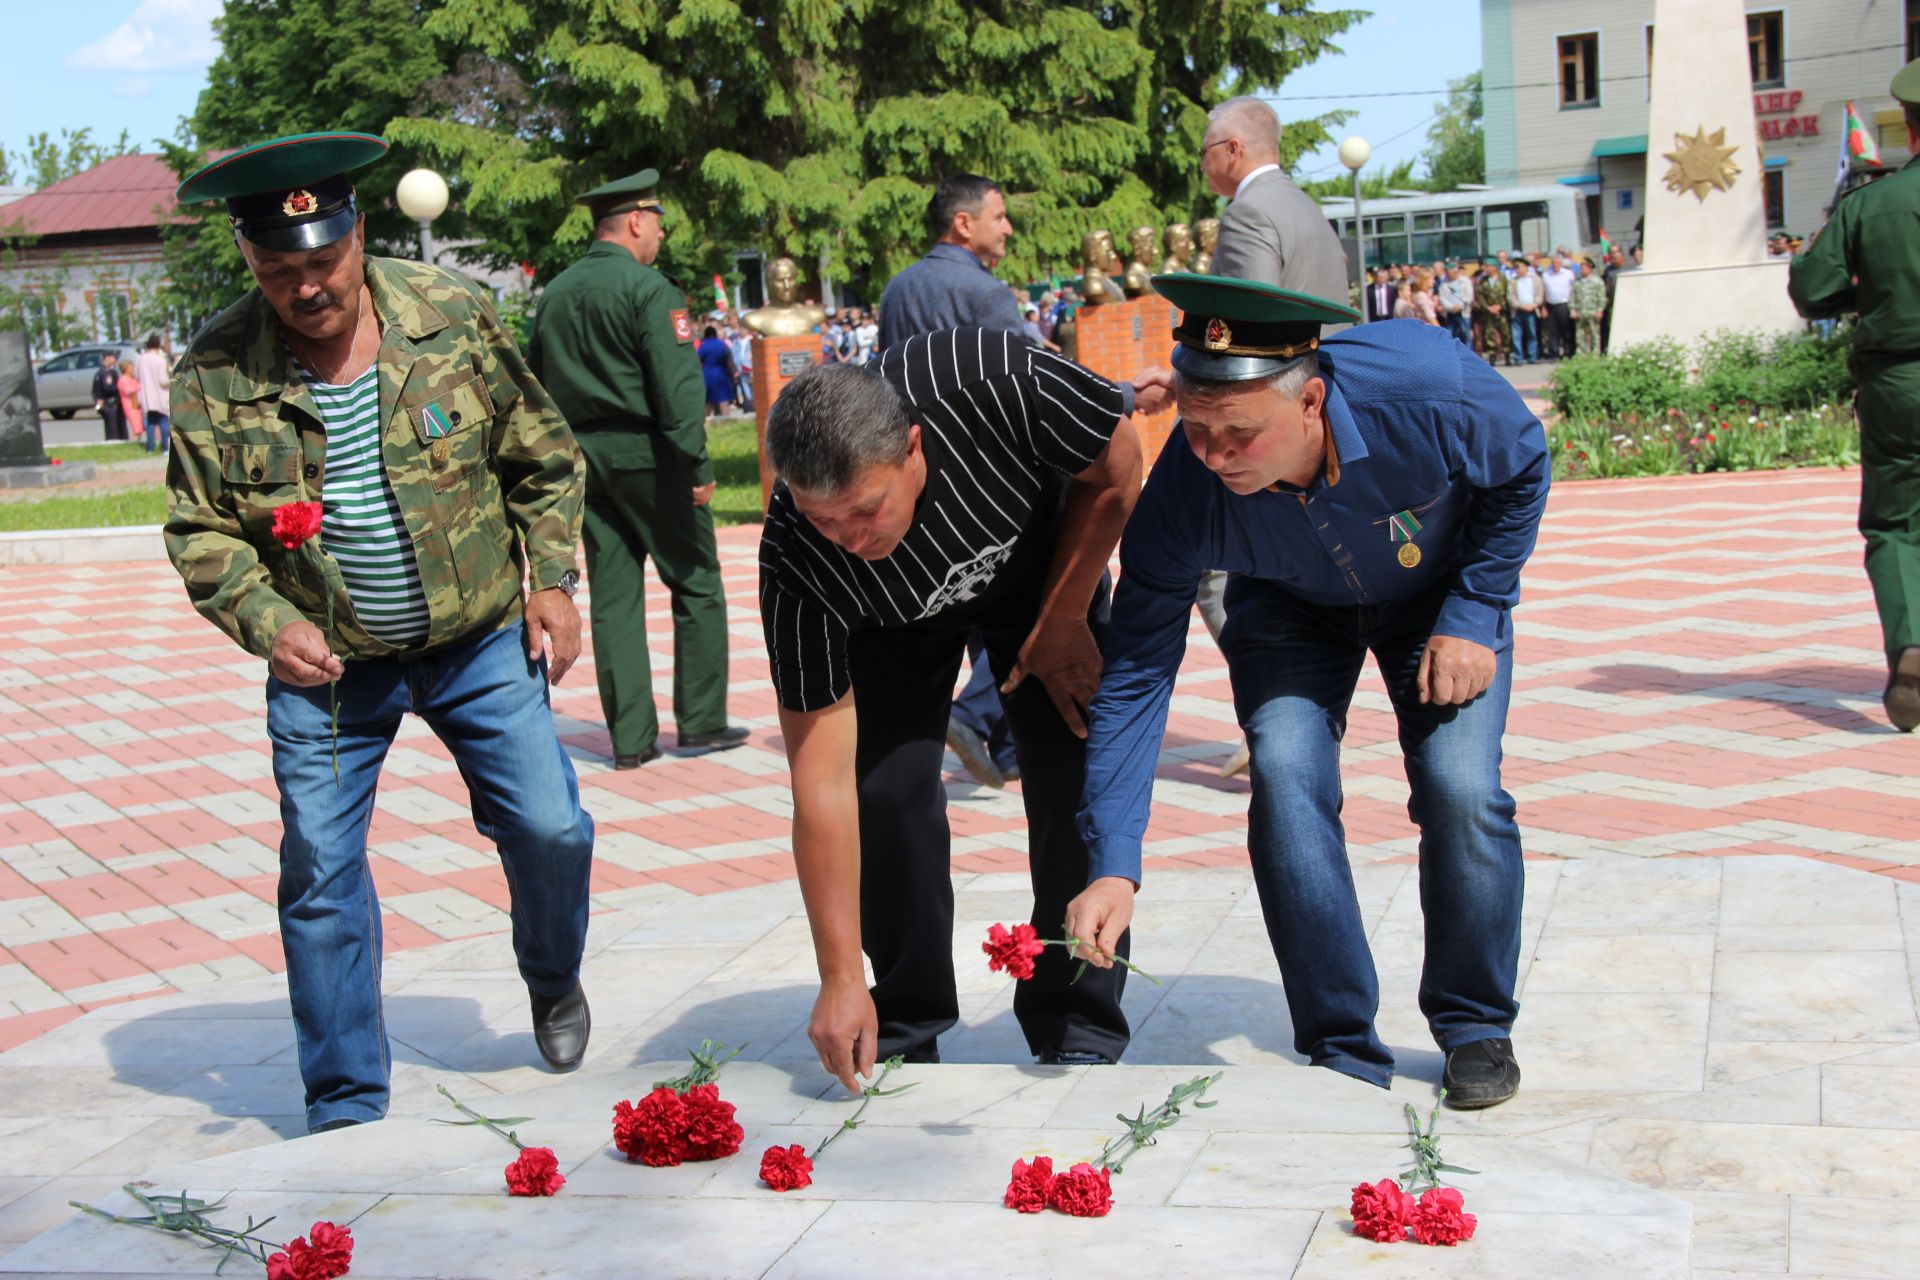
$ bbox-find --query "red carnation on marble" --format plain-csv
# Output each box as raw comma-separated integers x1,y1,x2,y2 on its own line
504,1145,566,1197
682,1083,745,1160
759,1143,815,1192
265,1220,353,1280
983,922,1047,981
1349,1177,1416,1243
613,1087,691,1166
1046,1162,1113,1218
1409,1187,1478,1246
271,500,325,550
1003,1155,1055,1213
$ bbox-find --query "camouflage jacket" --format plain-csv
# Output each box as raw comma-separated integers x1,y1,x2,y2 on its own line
1474,273,1508,311
1570,275,1607,315
164,257,585,662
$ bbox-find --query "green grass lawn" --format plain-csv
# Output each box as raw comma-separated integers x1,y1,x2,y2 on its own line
0,419,767,534
40,442,161,466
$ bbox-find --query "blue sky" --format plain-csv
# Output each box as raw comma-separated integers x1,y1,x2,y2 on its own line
0,1,1480,187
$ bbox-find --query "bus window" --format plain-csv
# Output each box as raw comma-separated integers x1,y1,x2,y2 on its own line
1483,201,1552,254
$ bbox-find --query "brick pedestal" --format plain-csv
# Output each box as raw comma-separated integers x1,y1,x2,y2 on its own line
1073,297,1182,469
750,333,822,511
1132,294,1181,466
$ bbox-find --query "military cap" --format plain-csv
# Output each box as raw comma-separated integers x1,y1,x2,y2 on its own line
176,131,387,253
1893,57,1920,104
578,168,663,220
1152,273,1360,382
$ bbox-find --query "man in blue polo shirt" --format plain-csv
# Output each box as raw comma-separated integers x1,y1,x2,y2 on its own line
1066,274,1549,1110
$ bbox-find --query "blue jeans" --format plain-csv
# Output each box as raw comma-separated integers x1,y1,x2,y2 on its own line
950,630,1019,774
1218,579,1523,1086
266,622,595,1130
145,411,170,453
1511,310,1538,363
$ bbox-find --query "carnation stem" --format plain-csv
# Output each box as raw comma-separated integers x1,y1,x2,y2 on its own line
1039,935,1162,987
1093,1071,1222,1173
69,1183,283,1270
1400,1091,1479,1192
810,1054,914,1160
655,1038,747,1092
433,1084,529,1150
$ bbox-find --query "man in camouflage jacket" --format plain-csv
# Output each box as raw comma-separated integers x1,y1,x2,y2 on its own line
1570,262,1607,355
1473,261,1510,365
164,132,597,1133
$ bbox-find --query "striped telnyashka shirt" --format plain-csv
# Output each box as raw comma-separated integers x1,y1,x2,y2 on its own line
757,327,1126,713
301,365,431,646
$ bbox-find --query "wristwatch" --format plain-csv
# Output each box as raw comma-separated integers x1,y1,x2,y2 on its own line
552,569,580,598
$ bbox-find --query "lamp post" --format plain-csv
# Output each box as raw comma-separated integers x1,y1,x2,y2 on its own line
395,168,450,266
1339,135,1371,291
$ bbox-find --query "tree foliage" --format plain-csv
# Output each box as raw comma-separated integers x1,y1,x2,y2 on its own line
1421,71,1483,192
388,0,1364,294
0,129,137,191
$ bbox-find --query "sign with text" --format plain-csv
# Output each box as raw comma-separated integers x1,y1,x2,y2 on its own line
1753,88,1818,142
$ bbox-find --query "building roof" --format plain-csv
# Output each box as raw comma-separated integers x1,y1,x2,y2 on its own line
1592,135,1649,158
0,154,182,239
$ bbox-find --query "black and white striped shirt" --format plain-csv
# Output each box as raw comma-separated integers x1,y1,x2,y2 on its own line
759,328,1126,713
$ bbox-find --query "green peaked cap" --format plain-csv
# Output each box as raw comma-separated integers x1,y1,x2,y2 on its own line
176,131,388,253
578,168,662,220
1893,57,1920,105
1151,272,1360,383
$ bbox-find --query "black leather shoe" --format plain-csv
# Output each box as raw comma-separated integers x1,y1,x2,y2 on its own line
677,725,750,754
311,1117,363,1134
899,1043,941,1064
1035,1049,1114,1066
1886,647,1920,732
1442,1037,1521,1109
613,746,662,770
530,983,591,1071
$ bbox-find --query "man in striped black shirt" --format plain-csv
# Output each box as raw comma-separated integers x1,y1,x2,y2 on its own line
760,329,1142,1092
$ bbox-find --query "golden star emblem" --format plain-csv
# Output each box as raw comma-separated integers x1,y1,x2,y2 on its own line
1662,125,1741,202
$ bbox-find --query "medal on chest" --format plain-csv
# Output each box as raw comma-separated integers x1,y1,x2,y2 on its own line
1388,509,1423,568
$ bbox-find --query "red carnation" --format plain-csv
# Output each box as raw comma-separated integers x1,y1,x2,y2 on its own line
1409,1186,1478,1246
271,500,325,550
682,1083,745,1160
983,922,1046,981
504,1145,566,1197
1003,1155,1055,1213
266,1220,353,1280
613,1087,690,1166
1046,1162,1113,1217
1349,1177,1415,1243
759,1143,814,1192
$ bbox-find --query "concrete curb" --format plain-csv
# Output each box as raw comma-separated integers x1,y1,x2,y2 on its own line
0,525,165,565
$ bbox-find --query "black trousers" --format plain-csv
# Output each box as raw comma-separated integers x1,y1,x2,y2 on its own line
99,400,125,441
1545,302,1572,358
846,570,1130,1062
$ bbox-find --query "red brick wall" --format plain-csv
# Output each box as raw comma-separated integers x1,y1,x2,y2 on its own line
750,334,822,511
1075,297,1182,469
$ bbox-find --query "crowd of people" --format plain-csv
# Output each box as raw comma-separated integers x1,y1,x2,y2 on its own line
1356,244,1645,366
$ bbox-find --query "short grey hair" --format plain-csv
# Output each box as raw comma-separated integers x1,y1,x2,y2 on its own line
1176,351,1319,404
765,363,912,494
1206,96,1281,159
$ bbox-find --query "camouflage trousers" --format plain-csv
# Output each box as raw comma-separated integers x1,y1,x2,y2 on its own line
1477,314,1509,361
1577,316,1604,355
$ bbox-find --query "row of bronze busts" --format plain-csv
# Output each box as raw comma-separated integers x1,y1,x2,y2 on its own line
1080,219,1220,305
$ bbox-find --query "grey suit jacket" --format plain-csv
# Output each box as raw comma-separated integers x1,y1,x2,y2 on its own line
1211,168,1353,335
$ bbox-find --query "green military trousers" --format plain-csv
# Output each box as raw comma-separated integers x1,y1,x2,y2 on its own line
1856,360,1920,659
575,430,730,756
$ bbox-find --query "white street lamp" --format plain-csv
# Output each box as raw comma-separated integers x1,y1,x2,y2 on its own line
1339,136,1371,290
395,168,450,266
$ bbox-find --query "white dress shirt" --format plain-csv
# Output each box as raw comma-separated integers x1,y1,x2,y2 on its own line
1233,163,1281,201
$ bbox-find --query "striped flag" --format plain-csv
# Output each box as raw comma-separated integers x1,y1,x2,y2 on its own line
712,274,728,310
1844,101,1882,167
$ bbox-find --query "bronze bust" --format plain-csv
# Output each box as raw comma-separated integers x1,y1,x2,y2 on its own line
741,256,827,337
1079,230,1126,306
1121,224,1156,297
1193,218,1220,275
1159,223,1194,274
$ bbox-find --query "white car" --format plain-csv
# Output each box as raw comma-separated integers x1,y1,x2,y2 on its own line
33,345,129,418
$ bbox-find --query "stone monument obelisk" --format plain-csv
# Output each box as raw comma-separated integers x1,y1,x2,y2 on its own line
1607,0,1803,349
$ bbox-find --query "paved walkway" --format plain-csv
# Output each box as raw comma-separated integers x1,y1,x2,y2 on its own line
0,467,1912,1055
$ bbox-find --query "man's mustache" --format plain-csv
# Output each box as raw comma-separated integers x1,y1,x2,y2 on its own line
291,292,339,314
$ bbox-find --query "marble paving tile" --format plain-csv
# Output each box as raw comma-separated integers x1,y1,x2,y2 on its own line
1819,1063,1920,1130
787,1062,1082,1131
0,1067,200,1119
1505,992,1709,1093
0,1015,292,1069
56,982,292,1021
1118,987,1303,1066
69,1115,305,1176
1714,923,1907,953
1786,1192,1920,1279
1541,858,1721,931
1292,1209,1690,1280
1042,1060,1402,1136
768,1202,1322,1279
1590,1118,1920,1199
1718,856,1898,928
1710,951,1916,1043
1705,1039,1910,1087
1170,917,1282,992
1522,932,1714,994
0,1189,384,1275
1666,1188,1790,1274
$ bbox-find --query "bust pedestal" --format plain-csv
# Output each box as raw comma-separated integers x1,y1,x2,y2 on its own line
750,333,821,511
1074,298,1182,468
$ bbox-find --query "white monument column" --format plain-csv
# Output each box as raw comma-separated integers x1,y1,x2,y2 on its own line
1607,0,1803,349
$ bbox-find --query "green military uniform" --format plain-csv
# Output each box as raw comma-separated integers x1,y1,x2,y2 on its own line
1474,267,1509,363
526,169,732,761
1789,56,1920,729
1571,271,1607,355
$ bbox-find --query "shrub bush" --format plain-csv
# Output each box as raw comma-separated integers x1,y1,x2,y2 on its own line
1545,328,1853,423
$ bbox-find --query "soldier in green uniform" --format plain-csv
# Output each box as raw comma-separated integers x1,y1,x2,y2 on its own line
164,132,597,1132
527,170,746,767
1474,258,1510,365
1789,59,1920,731
1570,260,1608,355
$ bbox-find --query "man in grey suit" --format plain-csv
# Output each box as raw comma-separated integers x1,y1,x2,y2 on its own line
876,174,1026,351
1141,95,1353,776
